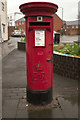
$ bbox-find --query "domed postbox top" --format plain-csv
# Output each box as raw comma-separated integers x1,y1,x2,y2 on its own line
19,2,58,17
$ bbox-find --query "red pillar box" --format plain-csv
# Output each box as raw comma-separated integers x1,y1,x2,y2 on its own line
19,2,58,105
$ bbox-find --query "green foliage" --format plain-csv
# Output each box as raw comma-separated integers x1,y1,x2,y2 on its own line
21,37,26,42
54,43,80,56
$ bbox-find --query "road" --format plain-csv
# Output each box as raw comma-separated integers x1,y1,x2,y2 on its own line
60,35,80,44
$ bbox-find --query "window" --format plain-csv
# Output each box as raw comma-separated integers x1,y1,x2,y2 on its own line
16,22,18,26
9,22,12,26
2,2,4,11
10,16,12,20
63,26,65,29
67,26,68,29
19,21,21,25
72,26,74,29
2,24,5,33
22,21,24,24
76,25,78,28
10,22,12,26
22,28,24,31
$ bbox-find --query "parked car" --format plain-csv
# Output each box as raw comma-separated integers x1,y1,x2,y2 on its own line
11,30,21,37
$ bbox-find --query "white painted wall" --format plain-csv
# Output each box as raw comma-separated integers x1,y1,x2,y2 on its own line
8,12,24,26
0,0,8,42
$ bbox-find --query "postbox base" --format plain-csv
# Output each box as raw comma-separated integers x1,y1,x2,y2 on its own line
27,88,53,105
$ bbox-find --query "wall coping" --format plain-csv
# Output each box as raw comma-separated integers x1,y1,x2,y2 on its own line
53,51,80,59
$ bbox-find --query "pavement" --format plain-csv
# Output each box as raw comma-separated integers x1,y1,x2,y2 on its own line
2,48,78,118
0,43,2,120
2,37,21,58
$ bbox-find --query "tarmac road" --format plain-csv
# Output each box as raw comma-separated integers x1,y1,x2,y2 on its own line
60,35,80,44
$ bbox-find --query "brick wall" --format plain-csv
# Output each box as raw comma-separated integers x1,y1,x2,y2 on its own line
65,29,80,35
65,25,80,35
54,14,63,32
53,53,80,80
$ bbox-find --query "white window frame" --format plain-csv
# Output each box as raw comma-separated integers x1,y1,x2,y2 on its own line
22,28,24,31
22,21,24,24
19,21,21,25
17,22,18,26
2,24,5,33
10,16,12,20
72,26,74,29
2,2,4,11
76,25,78,29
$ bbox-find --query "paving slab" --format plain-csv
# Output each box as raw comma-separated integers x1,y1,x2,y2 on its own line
2,100,18,118
16,108,64,118
0,44,2,120
2,49,26,88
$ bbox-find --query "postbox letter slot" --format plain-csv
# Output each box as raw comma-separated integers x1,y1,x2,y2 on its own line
29,22,50,26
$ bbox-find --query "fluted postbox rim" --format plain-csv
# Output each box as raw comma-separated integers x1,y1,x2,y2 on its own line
19,2,58,17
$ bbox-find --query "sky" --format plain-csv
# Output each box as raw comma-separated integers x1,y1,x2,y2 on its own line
7,0,80,21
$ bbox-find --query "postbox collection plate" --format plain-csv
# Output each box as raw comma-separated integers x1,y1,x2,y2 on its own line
35,30,45,46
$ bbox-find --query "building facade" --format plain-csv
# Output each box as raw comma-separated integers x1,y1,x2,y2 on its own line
54,14,63,32
0,0,8,42
8,12,24,26
15,17,26,35
64,20,80,35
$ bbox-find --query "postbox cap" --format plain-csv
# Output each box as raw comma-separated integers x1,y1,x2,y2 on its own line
19,2,58,17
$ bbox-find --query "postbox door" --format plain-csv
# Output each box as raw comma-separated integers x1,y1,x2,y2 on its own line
27,24,53,91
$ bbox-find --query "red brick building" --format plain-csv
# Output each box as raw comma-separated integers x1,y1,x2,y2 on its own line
64,20,80,35
10,15,80,36
54,14,63,32
15,14,63,35
15,17,26,35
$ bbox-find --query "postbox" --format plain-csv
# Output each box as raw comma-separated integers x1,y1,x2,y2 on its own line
19,2,58,105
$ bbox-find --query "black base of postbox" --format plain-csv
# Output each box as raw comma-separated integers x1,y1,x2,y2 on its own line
27,88,53,105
